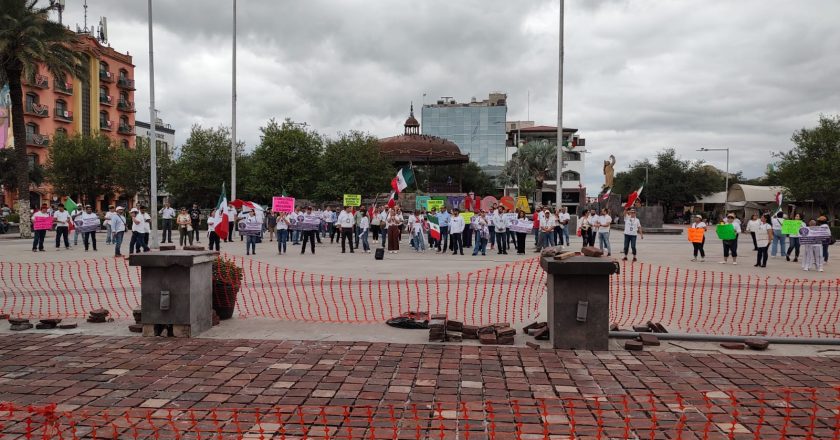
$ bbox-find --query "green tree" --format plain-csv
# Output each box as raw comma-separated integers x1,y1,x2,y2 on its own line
412,162,497,195
0,148,44,192
1,0,86,237
167,125,242,208
249,119,323,201
314,131,391,201
112,136,173,202
612,149,724,217
45,134,117,205
498,141,556,203
774,114,840,221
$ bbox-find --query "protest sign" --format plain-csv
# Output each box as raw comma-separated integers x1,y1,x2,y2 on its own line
460,212,475,224
799,226,832,245
291,214,322,231
33,216,52,231
426,199,445,211
715,224,736,241
415,196,431,211
272,196,295,213
343,195,361,207
74,217,101,233
687,228,705,243
237,221,263,236
782,220,802,235
502,213,517,223
509,219,534,233
515,196,531,214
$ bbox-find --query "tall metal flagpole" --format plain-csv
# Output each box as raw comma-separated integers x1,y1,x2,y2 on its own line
231,0,237,201
555,0,565,211
147,0,159,248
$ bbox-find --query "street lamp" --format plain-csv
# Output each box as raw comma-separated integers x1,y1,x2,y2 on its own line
697,147,730,208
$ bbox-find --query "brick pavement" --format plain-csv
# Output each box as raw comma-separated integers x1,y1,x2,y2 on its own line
1,334,840,438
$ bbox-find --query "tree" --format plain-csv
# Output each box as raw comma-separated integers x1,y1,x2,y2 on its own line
0,148,44,192
314,131,392,201
774,114,840,221
112,136,173,203
412,162,497,195
249,119,323,201
612,149,724,217
1,0,86,237
45,134,117,205
498,141,556,203
167,125,242,208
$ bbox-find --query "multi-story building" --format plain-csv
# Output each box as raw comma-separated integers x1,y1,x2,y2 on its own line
421,93,508,174
135,118,175,157
1,32,136,209
505,125,588,213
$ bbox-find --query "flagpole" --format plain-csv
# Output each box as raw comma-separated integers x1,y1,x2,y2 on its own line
230,0,237,201
555,0,565,212
147,0,159,249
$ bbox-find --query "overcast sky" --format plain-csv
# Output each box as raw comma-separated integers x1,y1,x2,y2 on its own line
59,0,840,194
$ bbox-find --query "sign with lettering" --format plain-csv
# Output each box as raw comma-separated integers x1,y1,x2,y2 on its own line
687,228,705,243
715,224,736,241
343,194,361,207
782,220,802,236
272,196,295,213
502,213,517,223
500,196,515,211
237,220,263,236
415,196,431,211
509,219,534,233
290,214,322,231
426,199,445,211
799,226,832,245
481,196,498,211
74,217,101,233
33,216,52,231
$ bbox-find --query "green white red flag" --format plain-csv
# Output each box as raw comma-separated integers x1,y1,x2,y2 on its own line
624,185,643,209
427,215,441,240
213,184,230,241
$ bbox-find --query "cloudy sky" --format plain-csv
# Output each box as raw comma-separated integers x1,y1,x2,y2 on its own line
59,0,840,193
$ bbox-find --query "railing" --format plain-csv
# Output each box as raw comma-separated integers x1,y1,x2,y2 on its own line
99,94,113,105
54,80,73,95
100,120,112,131
24,102,49,117
26,73,49,89
118,123,134,134
54,108,73,122
117,99,135,112
117,77,135,90
25,132,49,147
99,69,113,82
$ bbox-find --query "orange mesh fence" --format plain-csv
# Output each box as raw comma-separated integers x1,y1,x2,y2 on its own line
1,257,839,337
2,388,839,439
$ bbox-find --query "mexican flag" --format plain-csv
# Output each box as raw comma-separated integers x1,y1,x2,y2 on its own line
775,192,783,213
624,185,644,209
64,197,78,213
212,185,230,241
391,167,414,193
427,215,441,240
387,191,398,208
599,187,612,202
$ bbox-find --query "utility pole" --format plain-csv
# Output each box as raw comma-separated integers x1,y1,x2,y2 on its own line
231,0,237,201
556,0,565,210
147,0,159,248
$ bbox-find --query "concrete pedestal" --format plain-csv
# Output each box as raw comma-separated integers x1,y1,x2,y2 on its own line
540,256,619,350
129,250,218,338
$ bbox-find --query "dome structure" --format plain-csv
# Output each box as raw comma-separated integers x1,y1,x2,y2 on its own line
379,105,469,166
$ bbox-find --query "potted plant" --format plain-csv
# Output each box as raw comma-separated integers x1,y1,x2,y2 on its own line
212,256,243,320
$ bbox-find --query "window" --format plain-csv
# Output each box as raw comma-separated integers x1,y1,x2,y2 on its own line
563,151,581,161
120,140,129,149
119,69,128,81
56,127,67,136
120,115,129,127
561,171,581,182
99,61,108,73
55,99,67,113
26,123,38,135
28,154,39,170
120,91,128,102
100,111,109,127
99,86,108,100
25,92,38,106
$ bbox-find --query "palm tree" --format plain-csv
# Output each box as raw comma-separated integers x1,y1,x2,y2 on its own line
499,141,556,204
0,0,85,238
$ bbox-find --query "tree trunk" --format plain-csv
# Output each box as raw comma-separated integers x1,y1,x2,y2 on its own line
6,66,32,239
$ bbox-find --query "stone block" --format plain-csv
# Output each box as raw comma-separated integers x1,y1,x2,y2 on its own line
533,327,549,340
35,323,57,330
638,333,660,346
526,342,540,350
479,333,497,345
10,323,33,331
497,335,514,345
624,340,644,351
445,320,463,332
497,327,516,337
182,246,206,251
745,339,769,350
581,247,604,257
8,318,29,325
58,323,77,329
128,324,143,333
159,245,177,251
632,325,651,333
461,325,479,339
720,342,745,350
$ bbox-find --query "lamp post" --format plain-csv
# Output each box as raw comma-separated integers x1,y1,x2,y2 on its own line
556,0,565,211
147,0,159,248
231,0,237,201
698,147,730,208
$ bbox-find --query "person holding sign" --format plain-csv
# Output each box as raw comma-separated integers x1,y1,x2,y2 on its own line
337,206,355,254
244,209,261,255
785,213,805,262
31,204,50,252
689,215,707,262
449,208,465,255
754,214,773,268
53,204,71,250
177,208,193,247
719,214,740,265
514,210,529,255
276,212,290,255
80,205,100,252
622,208,643,262
386,208,402,253
802,219,827,272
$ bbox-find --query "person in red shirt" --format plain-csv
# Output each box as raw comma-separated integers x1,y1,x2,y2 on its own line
532,205,542,248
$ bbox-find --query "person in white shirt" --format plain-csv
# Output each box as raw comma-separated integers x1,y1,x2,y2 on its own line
754,214,773,268
537,209,555,250
378,208,390,249
31,204,51,252
242,209,261,255
386,208,402,253
493,207,509,255
587,210,599,247
103,205,116,245
337,206,355,254
770,212,786,257
53,204,71,250
130,206,151,253
410,212,425,252
690,215,707,262
111,206,127,257
622,208,643,261
471,211,490,256
226,205,237,242
597,209,612,256
359,211,371,253
71,208,84,246
159,202,176,244
275,212,291,255
80,205,101,252
746,214,761,251
801,219,827,272
558,207,571,247
449,208,465,255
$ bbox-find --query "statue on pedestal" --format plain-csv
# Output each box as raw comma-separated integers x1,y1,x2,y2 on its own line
603,155,616,189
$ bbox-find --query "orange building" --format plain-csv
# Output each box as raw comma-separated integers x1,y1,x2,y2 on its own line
2,32,136,210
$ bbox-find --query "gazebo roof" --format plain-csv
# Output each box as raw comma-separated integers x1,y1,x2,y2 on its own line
379,134,469,165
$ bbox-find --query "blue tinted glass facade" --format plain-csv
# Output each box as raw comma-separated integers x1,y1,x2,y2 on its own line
421,105,507,167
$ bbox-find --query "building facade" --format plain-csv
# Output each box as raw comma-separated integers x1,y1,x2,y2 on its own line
421,93,508,173
1,32,136,209
135,118,175,156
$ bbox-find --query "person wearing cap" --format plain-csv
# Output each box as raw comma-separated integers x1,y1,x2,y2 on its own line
622,208,643,262
449,208,465,255
720,213,740,265
159,202,176,244
103,205,116,245
690,214,707,262
31,204,50,252
128,208,140,254
80,204,100,252
53,204,71,250
130,206,151,253
111,206,127,257
177,207,193,247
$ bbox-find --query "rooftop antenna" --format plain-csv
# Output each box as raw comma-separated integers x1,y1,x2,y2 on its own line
83,0,88,31
98,16,108,44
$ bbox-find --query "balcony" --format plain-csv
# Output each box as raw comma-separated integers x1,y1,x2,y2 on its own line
117,99,136,113
54,108,73,122
100,95,113,106
118,123,134,135
24,102,49,117
26,74,49,89
54,80,73,95
100,70,113,82
117,78,135,90
100,120,113,131
26,132,49,147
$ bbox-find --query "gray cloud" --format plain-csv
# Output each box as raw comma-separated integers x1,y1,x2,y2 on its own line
60,0,840,193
